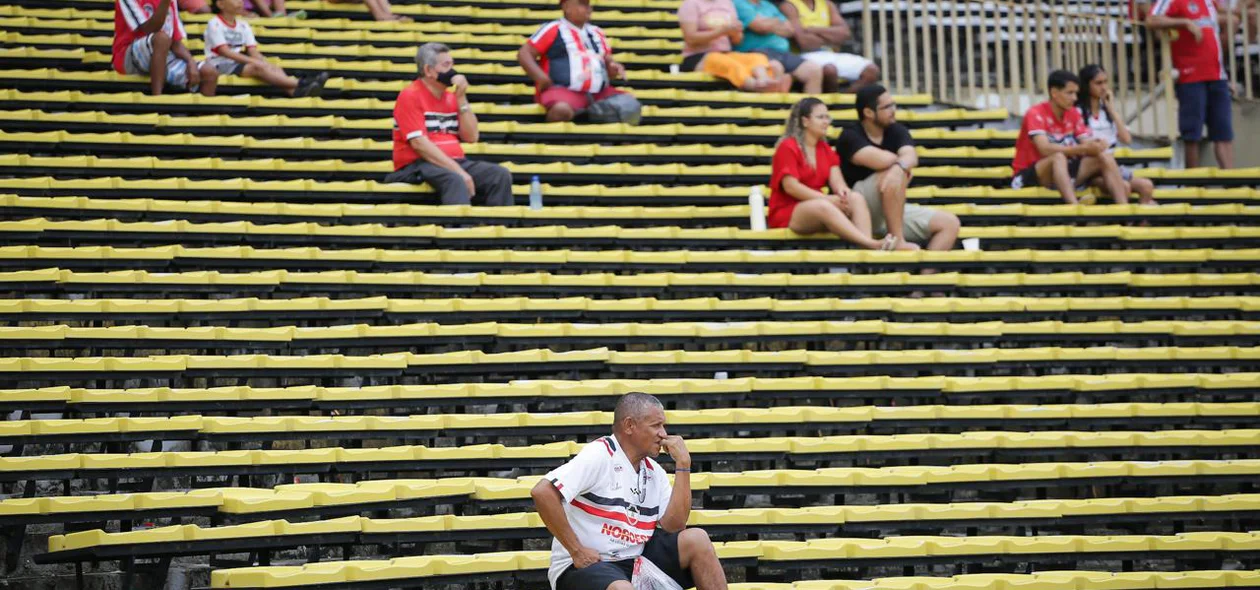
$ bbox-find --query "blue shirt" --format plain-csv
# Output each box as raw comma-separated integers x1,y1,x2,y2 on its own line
732,0,791,52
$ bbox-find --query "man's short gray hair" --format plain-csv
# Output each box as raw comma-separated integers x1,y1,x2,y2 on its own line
613,392,663,429
415,42,450,73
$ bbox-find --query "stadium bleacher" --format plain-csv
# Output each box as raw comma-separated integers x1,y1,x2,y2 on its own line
0,0,1257,588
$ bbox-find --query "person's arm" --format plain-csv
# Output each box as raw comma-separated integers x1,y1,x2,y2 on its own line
1032,134,1102,157
778,2,828,51
807,0,852,46
517,44,553,89
680,19,741,49
850,146,899,171
451,75,478,144
408,136,466,171
1104,99,1134,145
748,15,795,36
532,480,601,567
657,435,692,533
895,144,918,170
1147,0,1206,40
218,46,263,66
825,165,853,198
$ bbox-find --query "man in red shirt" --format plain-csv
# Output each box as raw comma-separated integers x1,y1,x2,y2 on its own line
384,43,513,206
114,0,218,96
1148,0,1239,168
1010,70,1130,205
518,0,633,123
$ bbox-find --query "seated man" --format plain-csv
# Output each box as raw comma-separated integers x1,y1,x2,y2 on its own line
519,0,634,123
114,0,218,96
1010,70,1130,204
532,393,727,590
777,0,880,92
835,85,960,251
732,0,823,94
385,43,514,206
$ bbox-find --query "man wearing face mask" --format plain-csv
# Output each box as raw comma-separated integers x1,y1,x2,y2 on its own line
386,42,514,206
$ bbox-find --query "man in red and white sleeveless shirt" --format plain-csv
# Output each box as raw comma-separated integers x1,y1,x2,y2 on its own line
517,0,634,122
532,393,728,590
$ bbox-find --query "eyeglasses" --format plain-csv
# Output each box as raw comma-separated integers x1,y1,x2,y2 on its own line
878,103,897,111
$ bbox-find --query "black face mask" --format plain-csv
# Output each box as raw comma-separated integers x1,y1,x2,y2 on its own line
436,68,459,86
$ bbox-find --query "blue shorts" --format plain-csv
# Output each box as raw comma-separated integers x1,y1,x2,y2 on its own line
1176,80,1233,142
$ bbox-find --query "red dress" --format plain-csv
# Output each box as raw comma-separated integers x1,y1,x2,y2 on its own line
767,138,842,228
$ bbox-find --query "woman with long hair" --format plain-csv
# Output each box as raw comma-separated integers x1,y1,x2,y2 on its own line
767,97,914,249
1077,64,1157,204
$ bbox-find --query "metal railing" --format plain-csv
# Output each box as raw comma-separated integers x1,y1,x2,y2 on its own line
858,0,1256,143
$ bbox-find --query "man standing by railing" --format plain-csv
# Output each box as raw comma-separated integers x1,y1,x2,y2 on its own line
1148,0,1238,168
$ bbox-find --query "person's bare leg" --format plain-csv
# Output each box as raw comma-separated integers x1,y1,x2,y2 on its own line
1130,176,1156,205
876,169,907,243
793,60,823,95
677,528,727,590
1184,140,1201,169
788,199,883,249
821,63,839,94
1034,152,1076,204
1214,140,1234,169
255,0,274,16
197,62,219,96
1076,153,1128,204
148,31,172,95
363,0,393,20
925,210,960,251
545,102,576,122
607,581,634,590
844,64,881,92
243,62,299,95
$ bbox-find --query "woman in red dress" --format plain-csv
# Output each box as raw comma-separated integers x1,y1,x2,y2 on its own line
767,97,914,250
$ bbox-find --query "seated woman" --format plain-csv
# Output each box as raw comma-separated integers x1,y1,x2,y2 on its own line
768,97,917,250
678,0,790,92
1077,64,1156,205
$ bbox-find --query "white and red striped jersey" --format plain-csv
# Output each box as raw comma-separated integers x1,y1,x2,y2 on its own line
543,434,673,589
526,18,613,93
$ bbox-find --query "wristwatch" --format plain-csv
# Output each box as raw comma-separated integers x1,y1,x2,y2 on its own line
458,103,471,113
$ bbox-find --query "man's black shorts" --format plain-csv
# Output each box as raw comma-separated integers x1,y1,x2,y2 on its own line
1011,156,1082,189
556,529,694,590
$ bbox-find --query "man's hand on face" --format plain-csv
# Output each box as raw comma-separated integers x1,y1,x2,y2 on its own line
658,435,691,469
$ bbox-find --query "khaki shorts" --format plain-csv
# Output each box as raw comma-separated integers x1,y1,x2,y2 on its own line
853,172,939,244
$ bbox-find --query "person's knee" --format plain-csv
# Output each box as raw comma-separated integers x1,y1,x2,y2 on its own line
200,64,219,81
679,527,715,553
861,64,880,82
151,31,172,50
936,211,961,234
607,581,634,590
822,64,838,80
794,60,822,82
547,102,576,121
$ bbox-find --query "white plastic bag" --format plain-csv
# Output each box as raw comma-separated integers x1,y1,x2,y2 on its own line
631,556,684,590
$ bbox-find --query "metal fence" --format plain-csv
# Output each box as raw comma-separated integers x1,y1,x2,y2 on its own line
860,0,1257,143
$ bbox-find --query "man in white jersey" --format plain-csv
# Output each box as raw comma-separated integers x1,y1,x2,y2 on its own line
532,393,728,590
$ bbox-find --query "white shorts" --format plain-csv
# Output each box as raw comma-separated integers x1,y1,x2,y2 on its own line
205,55,245,76
801,50,873,80
123,34,191,89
